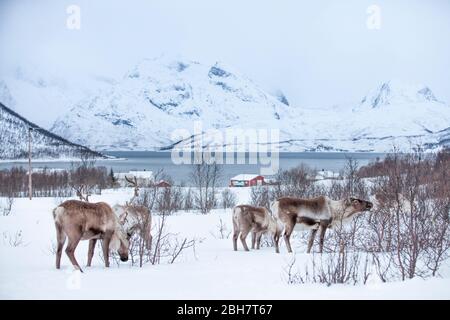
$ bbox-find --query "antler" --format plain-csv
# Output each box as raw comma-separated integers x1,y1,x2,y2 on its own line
125,175,140,201
125,175,138,187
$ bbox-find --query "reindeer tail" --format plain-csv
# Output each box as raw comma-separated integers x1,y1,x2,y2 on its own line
52,206,65,224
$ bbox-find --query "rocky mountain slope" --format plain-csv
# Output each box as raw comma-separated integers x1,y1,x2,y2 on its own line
0,102,105,160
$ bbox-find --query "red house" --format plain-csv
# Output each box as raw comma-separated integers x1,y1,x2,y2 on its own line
155,180,171,188
229,174,265,187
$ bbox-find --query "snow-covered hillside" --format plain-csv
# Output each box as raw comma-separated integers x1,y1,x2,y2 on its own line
50,58,450,152
0,102,105,160
51,57,289,150
3,58,449,153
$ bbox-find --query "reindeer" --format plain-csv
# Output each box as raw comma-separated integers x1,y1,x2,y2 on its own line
232,205,283,253
271,196,373,253
112,175,152,249
53,200,129,272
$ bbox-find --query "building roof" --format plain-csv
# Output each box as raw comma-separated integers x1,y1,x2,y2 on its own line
230,174,263,181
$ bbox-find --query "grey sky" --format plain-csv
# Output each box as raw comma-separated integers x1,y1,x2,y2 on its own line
1,0,449,108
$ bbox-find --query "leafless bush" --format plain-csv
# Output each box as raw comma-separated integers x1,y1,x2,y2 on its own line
3,230,27,247
284,250,369,286
190,162,222,214
1,195,14,216
221,188,237,209
210,217,232,239
250,185,270,208
137,186,182,216
168,237,196,264
183,187,195,211
148,211,197,265
270,165,324,200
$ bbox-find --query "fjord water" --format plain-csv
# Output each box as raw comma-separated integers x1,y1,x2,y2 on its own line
0,152,384,186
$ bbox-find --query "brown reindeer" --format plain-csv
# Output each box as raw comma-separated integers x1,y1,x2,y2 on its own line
232,205,283,253
53,200,129,272
113,175,152,249
271,196,373,253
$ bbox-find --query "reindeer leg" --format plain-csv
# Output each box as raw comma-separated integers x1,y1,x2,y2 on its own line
251,231,256,250
284,222,294,253
319,220,330,253
102,231,113,268
55,223,66,269
87,239,97,267
307,229,318,253
240,229,251,252
232,229,239,251
274,233,280,254
256,232,263,250
65,234,83,272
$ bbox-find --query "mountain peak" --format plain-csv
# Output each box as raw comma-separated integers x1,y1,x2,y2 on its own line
358,80,439,109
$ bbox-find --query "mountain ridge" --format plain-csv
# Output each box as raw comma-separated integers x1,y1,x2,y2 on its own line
0,102,106,160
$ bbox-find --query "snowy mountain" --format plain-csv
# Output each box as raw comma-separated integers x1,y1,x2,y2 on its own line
356,80,440,110
51,56,450,152
0,56,443,153
0,102,105,160
51,57,289,150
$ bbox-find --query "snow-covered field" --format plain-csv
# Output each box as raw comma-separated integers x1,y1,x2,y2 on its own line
1,188,449,300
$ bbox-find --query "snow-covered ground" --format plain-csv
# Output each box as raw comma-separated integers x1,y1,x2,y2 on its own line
1,188,449,299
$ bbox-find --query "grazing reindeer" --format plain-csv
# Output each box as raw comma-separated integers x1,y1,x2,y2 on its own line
113,175,152,249
53,200,129,272
232,205,283,253
271,196,373,253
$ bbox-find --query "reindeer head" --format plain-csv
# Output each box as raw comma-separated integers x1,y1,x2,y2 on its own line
342,197,373,218
110,222,130,262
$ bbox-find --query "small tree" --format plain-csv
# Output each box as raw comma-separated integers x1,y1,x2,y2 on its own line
221,188,237,209
190,162,222,214
108,168,118,188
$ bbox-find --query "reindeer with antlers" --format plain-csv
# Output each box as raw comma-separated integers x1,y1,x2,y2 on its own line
112,176,152,249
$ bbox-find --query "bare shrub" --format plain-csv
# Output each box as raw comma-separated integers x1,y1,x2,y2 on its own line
250,185,270,208
221,188,237,209
284,250,369,286
3,230,27,247
137,185,182,216
148,211,197,265
190,162,222,214
210,217,232,239
1,195,14,216
183,187,195,211
270,164,324,201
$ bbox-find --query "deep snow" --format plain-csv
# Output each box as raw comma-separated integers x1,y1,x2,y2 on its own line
1,188,449,300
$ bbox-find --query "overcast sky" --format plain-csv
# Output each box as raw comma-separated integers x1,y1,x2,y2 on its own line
1,0,449,107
